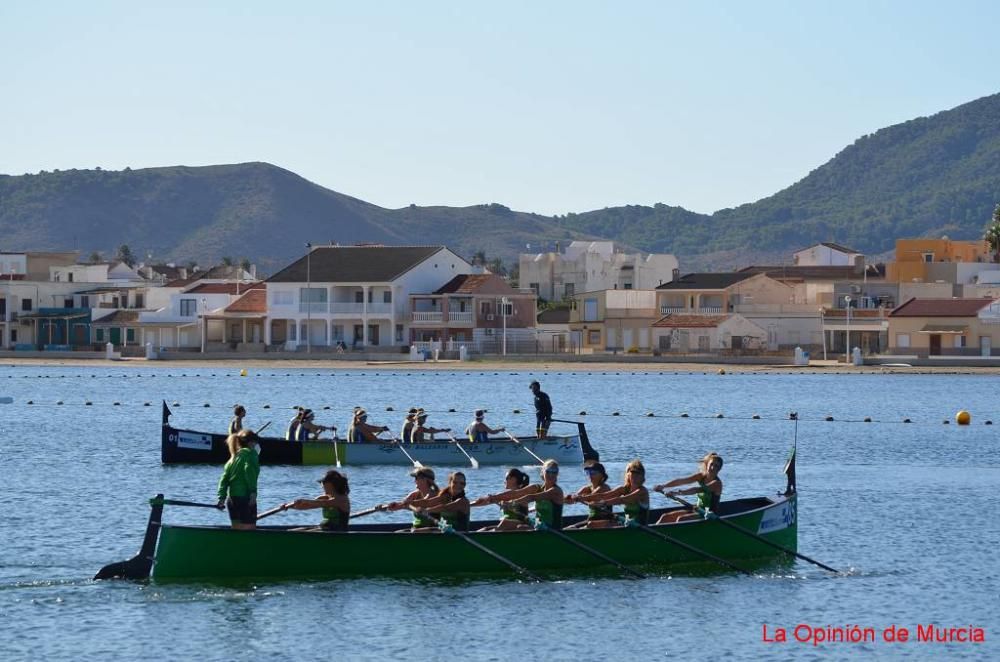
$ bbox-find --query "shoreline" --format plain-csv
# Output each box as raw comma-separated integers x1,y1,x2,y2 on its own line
2,356,1000,374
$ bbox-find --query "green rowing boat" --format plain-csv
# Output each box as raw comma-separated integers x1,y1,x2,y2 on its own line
96,493,798,582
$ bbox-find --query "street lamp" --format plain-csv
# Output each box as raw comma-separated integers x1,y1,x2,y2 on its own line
501,296,509,356
200,297,207,353
305,242,312,354
844,295,852,364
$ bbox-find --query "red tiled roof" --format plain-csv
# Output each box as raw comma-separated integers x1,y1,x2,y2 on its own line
889,298,994,317
433,274,516,295
187,282,263,295
652,313,729,328
224,289,267,313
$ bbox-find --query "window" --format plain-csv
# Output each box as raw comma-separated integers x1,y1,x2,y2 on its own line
96,328,104,342
68,272,74,283
126,329,136,342
896,333,910,348
588,330,600,345
529,283,539,295
500,300,513,316
10,328,16,343
271,291,293,305
80,296,89,308
180,299,197,317
134,293,144,309
112,296,120,308
64,298,74,308
0,299,5,316
395,324,403,342
564,283,575,299
21,298,32,312
583,298,598,322
383,291,392,304
481,301,492,315
331,325,344,341
923,253,934,263
300,288,328,304
698,335,710,351
355,291,364,303
623,282,633,290
954,335,966,348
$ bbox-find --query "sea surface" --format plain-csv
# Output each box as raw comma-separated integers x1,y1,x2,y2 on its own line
0,365,997,660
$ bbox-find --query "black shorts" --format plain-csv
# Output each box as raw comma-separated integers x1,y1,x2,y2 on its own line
226,496,257,524
536,414,551,432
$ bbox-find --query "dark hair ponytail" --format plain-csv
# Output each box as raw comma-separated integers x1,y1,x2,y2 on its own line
508,468,529,488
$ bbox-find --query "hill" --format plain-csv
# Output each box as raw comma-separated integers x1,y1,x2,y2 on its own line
1,93,999,270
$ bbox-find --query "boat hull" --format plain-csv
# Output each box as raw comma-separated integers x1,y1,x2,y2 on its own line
151,495,798,581
161,424,584,466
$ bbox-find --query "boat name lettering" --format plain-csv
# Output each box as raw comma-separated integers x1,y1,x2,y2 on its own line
176,432,213,451
757,503,795,534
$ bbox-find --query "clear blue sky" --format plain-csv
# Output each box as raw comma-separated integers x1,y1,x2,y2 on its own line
1,1,997,216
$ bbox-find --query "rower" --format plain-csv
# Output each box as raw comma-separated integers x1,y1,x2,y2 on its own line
298,409,335,440
348,408,390,443
383,467,440,531
529,380,553,439
229,404,246,435
411,412,450,443
654,453,723,524
400,407,419,443
408,471,470,533
564,462,612,528
507,459,564,530
288,469,351,531
286,406,306,441
583,459,650,527
465,409,505,443
471,468,530,531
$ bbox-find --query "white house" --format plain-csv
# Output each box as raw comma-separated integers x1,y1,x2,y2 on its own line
651,313,767,353
265,245,474,349
520,241,678,302
793,243,863,267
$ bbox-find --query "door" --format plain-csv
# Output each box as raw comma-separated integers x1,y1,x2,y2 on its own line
981,336,991,358
109,328,121,345
606,328,617,350
368,324,380,346
622,328,634,350
929,334,941,356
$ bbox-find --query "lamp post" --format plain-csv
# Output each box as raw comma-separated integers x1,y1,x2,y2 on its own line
844,295,852,364
200,297,207,353
305,242,312,354
501,296,509,356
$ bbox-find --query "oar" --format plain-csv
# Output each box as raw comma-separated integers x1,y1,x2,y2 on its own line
446,432,480,469
391,438,425,469
332,431,342,468
350,505,386,519
504,431,545,466
152,497,226,510
634,523,752,575
255,421,272,435
411,508,543,582
662,493,840,574
256,503,290,521
539,524,646,579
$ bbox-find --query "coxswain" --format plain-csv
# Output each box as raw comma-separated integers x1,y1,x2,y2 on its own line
654,453,723,524
400,408,419,443
529,380,553,438
586,460,650,527
348,408,390,443
563,462,613,528
465,409,505,442
411,412,450,443
408,471,470,533
471,468,530,531
383,467,440,531
216,429,261,530
229,404,246,435
286,469,351,531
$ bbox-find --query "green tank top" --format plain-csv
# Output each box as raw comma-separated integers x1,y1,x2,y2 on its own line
321,504,349,531
535,496,563,529
623,499,650,525
696,480,718,512
501,503,529,522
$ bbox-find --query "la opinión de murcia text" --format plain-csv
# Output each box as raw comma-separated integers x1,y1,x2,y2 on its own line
762,624,986,646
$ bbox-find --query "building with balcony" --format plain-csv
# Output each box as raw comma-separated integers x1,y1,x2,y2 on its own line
568,289,659,352
886,298,999,358
264,245,474,350
409,273,537,351
886,238,993,284
519,241,678,302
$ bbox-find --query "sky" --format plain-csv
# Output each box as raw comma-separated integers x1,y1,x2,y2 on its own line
1,1,998,216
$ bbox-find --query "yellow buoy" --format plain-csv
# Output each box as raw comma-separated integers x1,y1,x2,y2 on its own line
956,410,971,425
240,369,248,377
718,368,725,375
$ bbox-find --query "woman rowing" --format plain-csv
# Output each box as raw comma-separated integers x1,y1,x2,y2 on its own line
286,469,351,531
383,467,440,531
586,459,651,527
470,468,530,531
408,471,471,532
400,408,419,443
348,408,390,443
411,412,450,443
465,409,505,442
654,453,724,524
563,462,612,528
504,459,564,530
216,429,260,530
229,404,246,435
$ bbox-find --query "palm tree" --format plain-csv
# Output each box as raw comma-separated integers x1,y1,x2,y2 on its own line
985,204,1000,263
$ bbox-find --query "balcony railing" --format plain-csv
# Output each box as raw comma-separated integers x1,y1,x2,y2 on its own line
449,311,474,324
299,302,329,313
659,306,686,315
329,302,393,315
412,311,444,323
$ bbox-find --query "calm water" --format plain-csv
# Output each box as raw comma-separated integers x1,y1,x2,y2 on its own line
1,366,997,660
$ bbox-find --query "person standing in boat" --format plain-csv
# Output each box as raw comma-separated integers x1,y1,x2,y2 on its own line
408,471,471,532
563,462,613,528
654,453,724,524
505,459,564,530
465,409,505,443
471,468,531,531
348,409,390,443
530,380,553,438
216,429,261,530
411,412,450,443
400,408,419,443
229,404,246,435
384,467,440,530
286,469,351,531
584,460,651,527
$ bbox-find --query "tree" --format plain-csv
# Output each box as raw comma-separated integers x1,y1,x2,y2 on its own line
239,257,252,274
221,256,234,267
116,244,136,267
487,256,507,277
471,250,487,266
87,251,103,264
985,204,1000,263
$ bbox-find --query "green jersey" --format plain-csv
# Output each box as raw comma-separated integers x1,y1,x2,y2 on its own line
217,447,260,501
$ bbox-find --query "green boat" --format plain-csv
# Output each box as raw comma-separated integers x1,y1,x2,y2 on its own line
96,492,799,582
